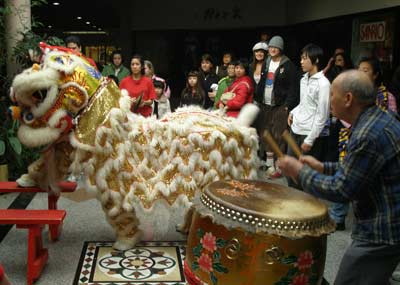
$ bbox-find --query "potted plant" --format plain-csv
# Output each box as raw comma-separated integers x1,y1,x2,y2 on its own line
0,112,22,181
0,1,62,181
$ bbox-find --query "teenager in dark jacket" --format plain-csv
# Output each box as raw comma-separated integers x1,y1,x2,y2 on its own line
198,53,219,110
253,35,300,178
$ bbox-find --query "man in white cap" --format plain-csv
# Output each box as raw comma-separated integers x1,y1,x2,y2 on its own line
253,35,299,178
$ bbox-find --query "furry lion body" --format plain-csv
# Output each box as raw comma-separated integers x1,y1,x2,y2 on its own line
11,44,259,249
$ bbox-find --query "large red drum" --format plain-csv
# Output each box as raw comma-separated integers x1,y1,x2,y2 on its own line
184,180,335,285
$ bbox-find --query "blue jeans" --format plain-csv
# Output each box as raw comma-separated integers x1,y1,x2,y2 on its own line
329,202,349,224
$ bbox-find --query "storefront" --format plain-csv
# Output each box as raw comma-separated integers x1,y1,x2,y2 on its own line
351,11,397,81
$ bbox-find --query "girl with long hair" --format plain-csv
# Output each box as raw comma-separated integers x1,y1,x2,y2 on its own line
180,71,205,107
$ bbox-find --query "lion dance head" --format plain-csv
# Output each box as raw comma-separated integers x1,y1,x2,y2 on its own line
10,42,102,148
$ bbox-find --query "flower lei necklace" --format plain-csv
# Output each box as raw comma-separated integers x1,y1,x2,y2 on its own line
376,84,388,111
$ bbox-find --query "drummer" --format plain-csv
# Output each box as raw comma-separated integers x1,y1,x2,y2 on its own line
277,70,400,284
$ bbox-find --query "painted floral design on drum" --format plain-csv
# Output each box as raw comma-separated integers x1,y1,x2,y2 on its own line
201,232,217,252
291,273,309,285
192,229,229,285
295,251,314,271
274,250,319,285
198,253,213,273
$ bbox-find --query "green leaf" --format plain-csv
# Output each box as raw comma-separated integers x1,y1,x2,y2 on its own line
14,154,22,167
0,140,5,156
210,272,218,285
213,262,228,273
213,251,221,262
8,137,22,155
197,228,205,238
192,244,203,257
216,238,227,248
281,255,297,264
192,261,199,271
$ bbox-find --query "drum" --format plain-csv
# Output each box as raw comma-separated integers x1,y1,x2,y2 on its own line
184,180,335,285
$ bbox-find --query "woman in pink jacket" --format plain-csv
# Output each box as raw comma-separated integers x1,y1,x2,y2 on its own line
216,59,254,117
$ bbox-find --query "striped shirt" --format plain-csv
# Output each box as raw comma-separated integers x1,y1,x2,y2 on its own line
299,106,400,245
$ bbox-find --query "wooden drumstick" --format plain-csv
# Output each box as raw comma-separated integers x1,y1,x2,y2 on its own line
263,130,299,185
282,130,302,159
262,130,284,158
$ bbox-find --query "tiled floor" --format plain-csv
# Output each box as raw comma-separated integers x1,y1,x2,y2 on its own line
0,173,399,284
74,241,186,285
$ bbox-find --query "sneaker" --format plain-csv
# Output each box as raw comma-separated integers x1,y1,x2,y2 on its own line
266,167,282,179
266,166,275,176
66,174,77,182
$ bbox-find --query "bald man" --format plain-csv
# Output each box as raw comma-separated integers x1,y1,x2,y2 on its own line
278,70,400,284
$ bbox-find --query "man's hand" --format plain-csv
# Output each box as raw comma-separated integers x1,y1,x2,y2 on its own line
287,113,293,126
276,155,303,178
301,142,312,153
299,155,324,173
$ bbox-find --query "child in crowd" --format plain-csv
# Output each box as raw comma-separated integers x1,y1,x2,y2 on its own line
198,54,219,109
215,59,254,117
213,61,236,109
152,80,171,119
144,60,171,98
180,71,205,107
215,51,234,79
102,50,130,83
358,56,397,113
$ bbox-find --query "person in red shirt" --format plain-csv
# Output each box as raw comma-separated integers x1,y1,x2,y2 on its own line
216,59,254,117
119,54,157,117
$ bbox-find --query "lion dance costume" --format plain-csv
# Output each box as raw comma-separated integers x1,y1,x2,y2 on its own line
9,43,259,250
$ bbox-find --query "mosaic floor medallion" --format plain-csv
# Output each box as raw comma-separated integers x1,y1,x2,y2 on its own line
74,241,187,285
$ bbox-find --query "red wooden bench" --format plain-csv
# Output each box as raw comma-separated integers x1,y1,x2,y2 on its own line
0,181,76,241
0,209,66,285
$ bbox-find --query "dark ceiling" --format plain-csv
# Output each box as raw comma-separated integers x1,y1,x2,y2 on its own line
33,0,120,33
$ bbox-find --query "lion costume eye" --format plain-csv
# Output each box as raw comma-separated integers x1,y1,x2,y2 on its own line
23,111,35,125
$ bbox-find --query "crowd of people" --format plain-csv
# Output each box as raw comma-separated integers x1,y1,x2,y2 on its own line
60,34,400,284
63,34,400,179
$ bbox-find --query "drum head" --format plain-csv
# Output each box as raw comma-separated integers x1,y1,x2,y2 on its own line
200,180,335,237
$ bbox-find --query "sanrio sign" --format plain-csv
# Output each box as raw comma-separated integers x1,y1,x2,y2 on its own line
360,21,386,42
